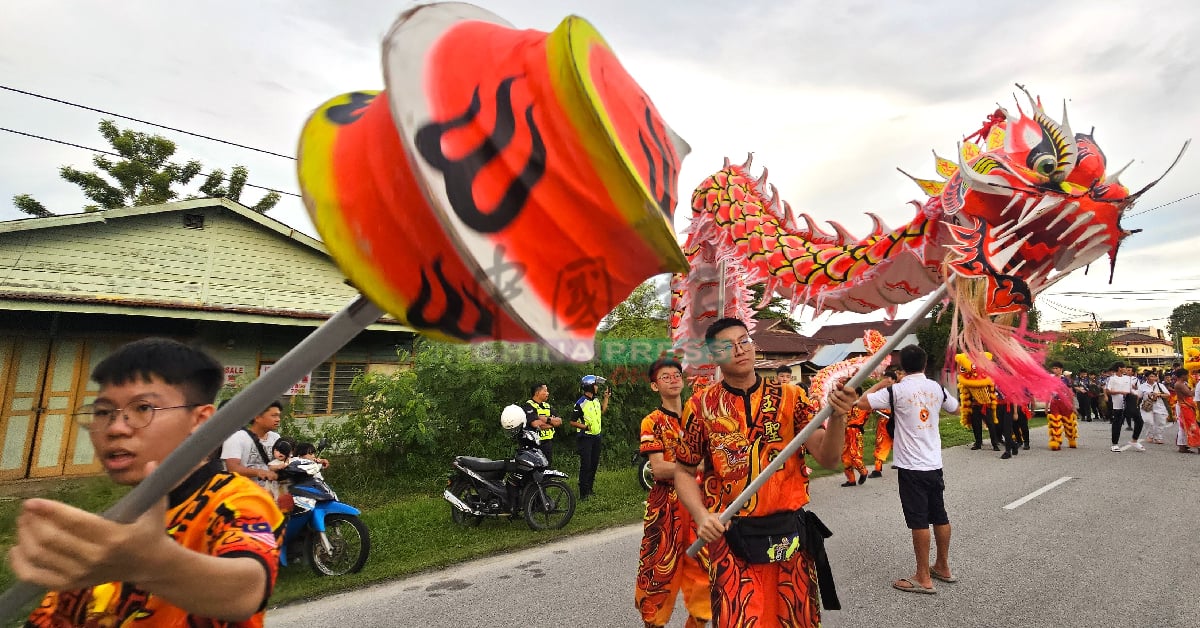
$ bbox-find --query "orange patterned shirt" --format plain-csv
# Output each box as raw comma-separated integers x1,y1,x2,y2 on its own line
27,460,284,628
676,378,815,517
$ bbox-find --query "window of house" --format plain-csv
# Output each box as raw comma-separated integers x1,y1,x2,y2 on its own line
265,360,367,417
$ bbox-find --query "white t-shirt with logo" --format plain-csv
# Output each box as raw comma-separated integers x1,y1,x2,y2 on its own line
866,373,959,471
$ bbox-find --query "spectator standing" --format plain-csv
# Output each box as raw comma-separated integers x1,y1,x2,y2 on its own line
1138,372,1170,444
857,344,960,595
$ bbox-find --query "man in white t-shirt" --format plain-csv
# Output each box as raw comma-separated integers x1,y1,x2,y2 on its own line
1104,364,1142,452
856,345,959,595
221,399,283,495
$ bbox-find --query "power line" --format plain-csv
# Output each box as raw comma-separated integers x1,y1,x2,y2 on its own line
0,126,301,199
0,84,295,160
1125,191,1200,218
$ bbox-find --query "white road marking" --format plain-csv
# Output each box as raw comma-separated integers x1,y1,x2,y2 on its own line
1003,476,1073,510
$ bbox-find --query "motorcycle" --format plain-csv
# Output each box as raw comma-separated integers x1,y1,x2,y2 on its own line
276,457,370,576
444,415,576,531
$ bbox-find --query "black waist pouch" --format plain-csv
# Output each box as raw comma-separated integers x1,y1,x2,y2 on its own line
725,509,841,610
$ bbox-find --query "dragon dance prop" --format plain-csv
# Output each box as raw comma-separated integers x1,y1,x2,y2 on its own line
807,329,892,414
0,2,690,617
672,87,1187,403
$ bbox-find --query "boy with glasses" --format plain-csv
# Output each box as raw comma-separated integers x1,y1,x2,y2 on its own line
635,357,711,628
675,318,852,626
10,338,283,626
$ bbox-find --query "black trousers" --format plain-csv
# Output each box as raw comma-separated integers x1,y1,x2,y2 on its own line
994,403,1017,451
538,440,554,467
1089,396,1103,421
577,434,601,498
1075,394,1091,419
969,408,998,447
1112,404,1143,444
1012,408,1030,446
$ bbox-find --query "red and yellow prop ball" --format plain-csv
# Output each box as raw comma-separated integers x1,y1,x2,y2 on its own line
298,2,690,359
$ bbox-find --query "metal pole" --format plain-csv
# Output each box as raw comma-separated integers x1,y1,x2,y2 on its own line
687,283,948,557
0,295,385,619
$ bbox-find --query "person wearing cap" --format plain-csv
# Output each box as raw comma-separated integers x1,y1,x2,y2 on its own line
570,375,610,500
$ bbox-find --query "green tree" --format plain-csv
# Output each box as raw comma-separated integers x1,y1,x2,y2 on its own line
1168,302,1200,354
748,284,797,330
1046,329,1122,374
599,280,669,340
12,120,280,215
916,302,953,375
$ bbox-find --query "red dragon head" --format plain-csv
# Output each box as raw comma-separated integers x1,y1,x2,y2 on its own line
910,85,1188,316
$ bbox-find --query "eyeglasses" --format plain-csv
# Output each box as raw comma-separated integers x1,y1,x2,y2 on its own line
74,401,199,431
709,337,756,356
656,372,684,383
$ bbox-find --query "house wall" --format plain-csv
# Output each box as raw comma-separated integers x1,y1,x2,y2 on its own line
0,206,357,313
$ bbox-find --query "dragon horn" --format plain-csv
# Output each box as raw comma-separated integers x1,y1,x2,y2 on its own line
955,142,998,192
742,152,754,170
1122,139,1191,210
866,212,889,237
758,167,769,188
723,156,732,168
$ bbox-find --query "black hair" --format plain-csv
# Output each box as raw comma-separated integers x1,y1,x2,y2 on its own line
294,442,317,457
899,345,927,374
775,365,792,375
1050,361,1064,369
1174,368,1188,378
647,357,683,381
529,382,548,398
262,400,284,413
91,337,223,405
273,439,294,458
704,317,748,343
1112,361,1125,370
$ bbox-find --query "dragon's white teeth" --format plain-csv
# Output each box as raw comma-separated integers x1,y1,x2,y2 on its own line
1007,260,1027,275
1013,196,1063,231
1043,207,1071,231
1075,224,1106,243
992,219,1016,240
1001,194,1023,218
990,233,1032,271
1105,159,1134,186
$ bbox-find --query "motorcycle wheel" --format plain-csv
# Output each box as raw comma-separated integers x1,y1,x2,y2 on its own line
638,457,653,492
523,479,576,531
304,513,370,576
448,478,484,527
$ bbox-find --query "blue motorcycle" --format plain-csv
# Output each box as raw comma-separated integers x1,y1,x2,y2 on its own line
277,460,370,576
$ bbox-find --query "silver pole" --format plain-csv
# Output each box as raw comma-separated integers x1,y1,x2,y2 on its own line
0,295,385,619
687,283,947,557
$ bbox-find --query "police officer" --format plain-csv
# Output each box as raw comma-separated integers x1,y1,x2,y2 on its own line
571,375,609,501
523,383,561,465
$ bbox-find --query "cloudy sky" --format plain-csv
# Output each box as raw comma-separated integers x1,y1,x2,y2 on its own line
2,0,1197,337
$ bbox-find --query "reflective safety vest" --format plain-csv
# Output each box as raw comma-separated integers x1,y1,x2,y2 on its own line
528,399,555,441
577,396,602,436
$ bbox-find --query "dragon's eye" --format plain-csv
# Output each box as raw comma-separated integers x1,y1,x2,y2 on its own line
1032,154,1057,177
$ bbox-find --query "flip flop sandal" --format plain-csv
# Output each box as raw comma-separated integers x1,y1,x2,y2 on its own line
930,568,958,583
892,578,936,595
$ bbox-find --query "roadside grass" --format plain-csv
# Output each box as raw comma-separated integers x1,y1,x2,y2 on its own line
0,410,1049,613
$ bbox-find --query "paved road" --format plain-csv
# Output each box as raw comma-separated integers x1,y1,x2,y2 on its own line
268,420,1200,627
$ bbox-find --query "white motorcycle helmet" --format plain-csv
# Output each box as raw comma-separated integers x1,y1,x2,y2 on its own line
500,404,526,434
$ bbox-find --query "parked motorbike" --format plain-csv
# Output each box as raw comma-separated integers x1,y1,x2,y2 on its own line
444,405,576,530
276,457,370,576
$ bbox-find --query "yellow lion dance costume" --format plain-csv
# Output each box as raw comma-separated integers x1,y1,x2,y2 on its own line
956,353,998,449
